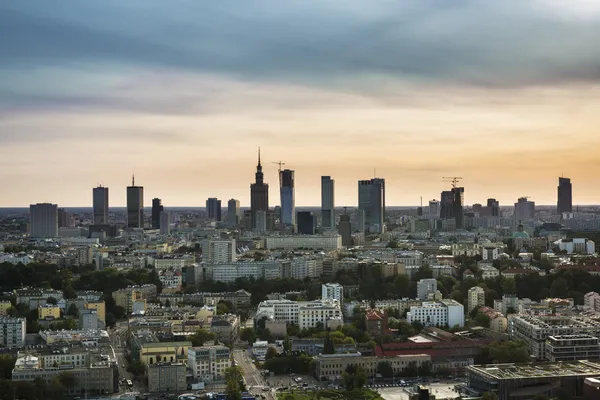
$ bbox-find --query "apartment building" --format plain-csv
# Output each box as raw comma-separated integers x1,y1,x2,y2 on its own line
315,352,431,380
0,317,26,348
407,300,464,328
147,362,187,393
188,345,232,381
255,299,343,330
38,304,61,320
264,234,342,251
210,314,240,345
545,335,600,362
468,287,485,313
201,239,236,264
584,292,600,312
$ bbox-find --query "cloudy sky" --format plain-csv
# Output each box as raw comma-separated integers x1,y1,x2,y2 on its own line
2,0,600,207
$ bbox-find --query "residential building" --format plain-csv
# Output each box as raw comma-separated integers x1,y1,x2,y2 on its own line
322,283,344,305
201,239,236,263
315,353,431,381
151,198,163,229
80,309,100,329
358,178,385,233
407,300,465,328
147,362,187,393
264,234,342,251
514,197,535,222
136,341,192,365
321,176,335,229
227,199,241,227
82,301,105,323
584,292,600,312
92,185,109,225
279,169,295,226
206,198,222,221
0,317,26,347
297,211,315,234
127,176,144,228
553,238,595,254
159,271,182,291
493,294,521,315
38,304,61,320
250,149,269,230
210,314,240,345
477,306,508,333
468,287,486,313
417,279,438,301
365,309,389,337
255,299,342,330
557,177,573,215
188,345,232,381
57,208,73,228
29,203,58,238
440,187,465,228
545,335,600,362
160,211,171,235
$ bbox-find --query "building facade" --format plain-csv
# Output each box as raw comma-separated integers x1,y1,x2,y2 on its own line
147,362,187,393
188,345,231,381
227,199,241,227
358,178,385,234
0,317,26,347
126,176,144,228
151,198,163,229
407,300,464,328
468,287,486,313
280,169,295,226
321,176,335,229
92,186,109,225
557,177,573,215
206,198,222,221
30,203,58,238
250,149,269,230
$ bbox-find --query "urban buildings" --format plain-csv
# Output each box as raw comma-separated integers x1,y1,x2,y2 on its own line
279,169,295,226
227,198,241,227
417,279,438,300
29,203,58,238
468,286,486,313
0,317,26,347
315,353,431,381
557,177,573,214
187,345,231,381
338,214,352,246
322,283,344,306
358,178,385,233
57,208,73,228
147,362,187,393
264,234,342,251
255,299,343,330
406,300,465,328
210,314,240,345
297,211,315,234
321,176,335,229
584,292,600,312
126,176,144,228
92,185,109,225
201,239,236,263
151,198,163,229
250,149,269,230
206,197,222,221
545,335,600,362
440,187,465,228
159,211,171,235
514,196,535,222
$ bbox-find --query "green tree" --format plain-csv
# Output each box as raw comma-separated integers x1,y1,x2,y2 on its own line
46,296,58,305
500,278,517,295
240,327,256,344
377,361,394,378
266,347,278,360
323,332,335,354
481,392,499,400
66,303,80,318
63,286,78,299
473,312,491,328
550,278,569,298
225,366,244,400
283,335,292,353
190,328,216,347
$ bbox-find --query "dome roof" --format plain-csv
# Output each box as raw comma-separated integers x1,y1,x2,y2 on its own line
512,230,530,239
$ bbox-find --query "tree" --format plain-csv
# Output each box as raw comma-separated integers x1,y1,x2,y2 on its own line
283,335,292,353
550,278,569,298
323,333,335,354
377,361,394,378
66,303,80,318
225,366,244,400
266,347,278,360
500,278,517,295
342,365,367,390
63,286,77,299
0,354,16,379
46,296,58,305
240,328,256,344
481,393,499,400
190,328,216,347
473,313,491,328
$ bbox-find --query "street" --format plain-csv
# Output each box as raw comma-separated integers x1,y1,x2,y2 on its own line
233,349,275,400
109,320,144,396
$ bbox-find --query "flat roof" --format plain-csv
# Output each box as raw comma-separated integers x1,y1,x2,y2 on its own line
469,360,600,380
408,335,433,343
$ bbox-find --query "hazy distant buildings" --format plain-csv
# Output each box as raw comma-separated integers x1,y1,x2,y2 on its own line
297,211,315,235
152,198,163,229
159,211,171,235
126,176,144,228
280,169,295,226
487,198,500,217
558,177,572,214
321,176,335,229
440,187,465,228
57,208,73,228
428,200,440,218
92,186,109,225
227,199,241,227
29,203,58,238
206,198,222,221
358,178,385,234
250,149,269,230
338,214,352,246
514,197,535,222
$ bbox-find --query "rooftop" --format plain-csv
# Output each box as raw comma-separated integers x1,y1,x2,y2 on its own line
469,360,600,380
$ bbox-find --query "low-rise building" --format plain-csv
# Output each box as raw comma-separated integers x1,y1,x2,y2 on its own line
264,234,342,251
545,335,600,362
38,304,61,320
147,362,187,393
407,300,464,328
315,353,431,380
188,345,231,381
210,314,240,345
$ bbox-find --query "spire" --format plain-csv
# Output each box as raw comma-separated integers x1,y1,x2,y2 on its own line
132,174,135,186
258,147,261,166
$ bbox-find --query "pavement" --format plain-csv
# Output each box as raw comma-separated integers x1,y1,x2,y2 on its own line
233,349,275,400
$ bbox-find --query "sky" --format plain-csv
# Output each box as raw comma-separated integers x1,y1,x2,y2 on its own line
2,1,600,207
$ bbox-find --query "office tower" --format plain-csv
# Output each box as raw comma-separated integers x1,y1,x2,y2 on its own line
250,149,269,229
439,188,465,228
92,186,109,225
338,214,352,246
358,178,385,233
322,283,344,306
417,279,438,300
557,177,573,214
321,176,335,229
57,208,73,228
280,169,295,226
29,203,58,238
206,198,222,221
351,209,365,233
254,210,267,233
227,199,241,227
159,211,171,235
472,204,483,216
514,197,535,221
487,198,500,217
468,286,486,313
297,211,315,234
428,200,440,218
126,176,144,228
440,191,453,219
151,198,163,229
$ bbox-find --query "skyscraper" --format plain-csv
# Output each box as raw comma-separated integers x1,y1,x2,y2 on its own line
280,169,295,226
206,198,222,221
250,148,269,230
297,211,315,234
126,176,144,228
487,198,500,217
557,177,573,214
439,187,465,228
159,211,171,235
57,208,73,228
428,200,440,218
92,186,109,225
321,176,335,229
151,198,163,229
227,199,241,227
30,203,58,238
358,178,385,233
514,197,535,221
338,214,352,246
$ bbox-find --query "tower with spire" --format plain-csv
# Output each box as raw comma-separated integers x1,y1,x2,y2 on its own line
250,147,269,230
127,174,144,229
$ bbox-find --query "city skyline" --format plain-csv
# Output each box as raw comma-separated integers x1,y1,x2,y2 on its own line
3,2,600,207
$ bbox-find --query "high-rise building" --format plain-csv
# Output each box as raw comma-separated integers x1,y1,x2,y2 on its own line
201,239,237,263
558,177,573,215
322,283,344,306
297,211,315,235
428,200,440,218
227,199,241,227
152,198,163,229
468,286,485,313
126,176,144,228
358,178,385,233
280,169,295,226
57,208,73,228
159,211,171,235
321,176,335,229
487,198,500,217
29,203,58,238
250,149,269,229
514,197,535,222
206,198,222,221
440,191,454,219
338,214,352,246
417,279,438,300
439,188,464,228
92,186,109,225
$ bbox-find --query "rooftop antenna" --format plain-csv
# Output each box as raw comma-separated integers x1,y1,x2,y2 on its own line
420,196,423,207
132,174,135,186
258,147,261,166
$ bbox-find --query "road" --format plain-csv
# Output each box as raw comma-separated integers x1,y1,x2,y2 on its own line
233,349,275,400
109,320,145,396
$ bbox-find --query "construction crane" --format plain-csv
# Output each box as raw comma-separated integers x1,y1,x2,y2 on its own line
272,161,286,186
442,176,463,189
